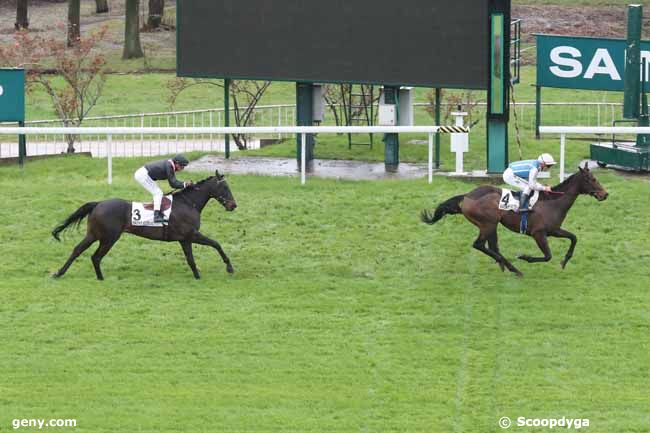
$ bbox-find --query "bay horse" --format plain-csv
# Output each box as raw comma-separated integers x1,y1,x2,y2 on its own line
421,163,608,276
52,170,237,280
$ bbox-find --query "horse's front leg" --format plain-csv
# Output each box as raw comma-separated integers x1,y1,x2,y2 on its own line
518,231,552,263
180,240,201,279
548,228,577,269
192,231,234,274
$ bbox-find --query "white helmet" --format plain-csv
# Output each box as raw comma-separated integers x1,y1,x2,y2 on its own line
538,153,556,166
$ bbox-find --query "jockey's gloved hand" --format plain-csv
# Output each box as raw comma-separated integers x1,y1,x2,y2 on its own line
184,180,194,188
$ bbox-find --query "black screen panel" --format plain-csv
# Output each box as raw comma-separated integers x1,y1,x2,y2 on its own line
178,0,489,89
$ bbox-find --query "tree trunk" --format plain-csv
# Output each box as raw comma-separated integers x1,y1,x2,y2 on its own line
95,0,109,14
147,0,164,29
123,0,144,59
67,0,81,47
15,0,29,30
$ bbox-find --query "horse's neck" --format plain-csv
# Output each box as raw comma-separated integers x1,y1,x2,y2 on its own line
551,175,581,213
178,187,210,211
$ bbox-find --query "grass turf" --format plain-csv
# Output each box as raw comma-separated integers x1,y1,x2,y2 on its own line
1,155,649,432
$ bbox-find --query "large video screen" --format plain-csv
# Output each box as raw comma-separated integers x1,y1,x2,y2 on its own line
177,0,490,89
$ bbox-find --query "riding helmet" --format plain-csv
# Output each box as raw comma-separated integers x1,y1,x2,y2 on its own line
173,154,190,167
538,153,556,166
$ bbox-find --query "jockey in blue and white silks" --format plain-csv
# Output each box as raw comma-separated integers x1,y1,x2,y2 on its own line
502,153,556,212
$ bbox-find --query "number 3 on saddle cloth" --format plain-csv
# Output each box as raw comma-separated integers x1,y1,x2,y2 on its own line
131,195,173,227
498,189,540,234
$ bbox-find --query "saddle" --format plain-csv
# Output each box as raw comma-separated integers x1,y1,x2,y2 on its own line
498,189,539,212
132,195,174,227
143,196,172,211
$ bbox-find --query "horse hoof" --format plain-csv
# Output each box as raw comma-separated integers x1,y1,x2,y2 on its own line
515,271,524,278
226,264,234,274
517,255,530,262
51,272,61,279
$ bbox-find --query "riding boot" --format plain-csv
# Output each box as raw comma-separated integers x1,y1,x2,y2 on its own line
153,210,167,224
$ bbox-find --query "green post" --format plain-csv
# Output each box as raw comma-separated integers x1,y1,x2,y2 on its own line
535,86,541,140
383,85,399,172
0,68,26,166
486,4,510,173
435,88,441,168
224,78,230,159
296,82,314,171
18,121,26,167
623,4,642,120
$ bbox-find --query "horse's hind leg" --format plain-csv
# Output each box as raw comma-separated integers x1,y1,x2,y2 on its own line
53,234,96,278
487,232,505,272
91,236,120,280
473,229,522,277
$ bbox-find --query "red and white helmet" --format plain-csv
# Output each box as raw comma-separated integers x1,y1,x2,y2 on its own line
538,153,556,166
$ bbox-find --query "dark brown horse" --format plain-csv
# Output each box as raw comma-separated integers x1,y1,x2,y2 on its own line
52,171,237,280
421,164,609,276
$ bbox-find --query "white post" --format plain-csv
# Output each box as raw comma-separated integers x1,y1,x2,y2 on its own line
450,111,468,175
428,132,433,184
140,115,144,149
107,134,113,185
301,133,306,185
278,106,282,140
560,134,566,182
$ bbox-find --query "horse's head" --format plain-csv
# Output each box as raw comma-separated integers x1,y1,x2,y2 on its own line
206,170,237,211
577,163,608,201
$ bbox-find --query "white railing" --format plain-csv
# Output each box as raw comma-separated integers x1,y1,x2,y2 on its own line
0,101,629,159
0,125,466,185
539,126,650,180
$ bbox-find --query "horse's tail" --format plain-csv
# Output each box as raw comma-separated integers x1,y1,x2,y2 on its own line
52,202,99,241
420,194,464,225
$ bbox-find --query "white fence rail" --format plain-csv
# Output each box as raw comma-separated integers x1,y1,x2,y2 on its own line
0,126,466,185
539,126,650,180
0,101,628,159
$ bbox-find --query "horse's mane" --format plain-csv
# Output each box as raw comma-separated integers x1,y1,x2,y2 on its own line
551,172,577,191
537,170,582,200
167,175,215,196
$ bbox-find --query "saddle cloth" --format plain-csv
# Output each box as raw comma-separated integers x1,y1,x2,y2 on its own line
498,189,539,212
131,195,173,226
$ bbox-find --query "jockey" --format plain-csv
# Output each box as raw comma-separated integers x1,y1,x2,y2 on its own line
503,153,556,212
134,154,194,223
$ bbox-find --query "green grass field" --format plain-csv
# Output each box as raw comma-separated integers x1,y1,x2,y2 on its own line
1,156,649,433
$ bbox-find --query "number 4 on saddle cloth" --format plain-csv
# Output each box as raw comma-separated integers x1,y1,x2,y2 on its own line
498,189,540,212
131,196,173,227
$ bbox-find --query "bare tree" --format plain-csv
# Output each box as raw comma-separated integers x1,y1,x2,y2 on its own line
147,0,164,29
95,0,109,14
67,0,80,47
167,78,272,150
123,0,144,58
15,0,29,30
425,89,482,127
0,26,109,153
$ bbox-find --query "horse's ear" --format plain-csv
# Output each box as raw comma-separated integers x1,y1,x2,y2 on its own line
215,169,224,180
578,165,584,173
583,162,590,171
